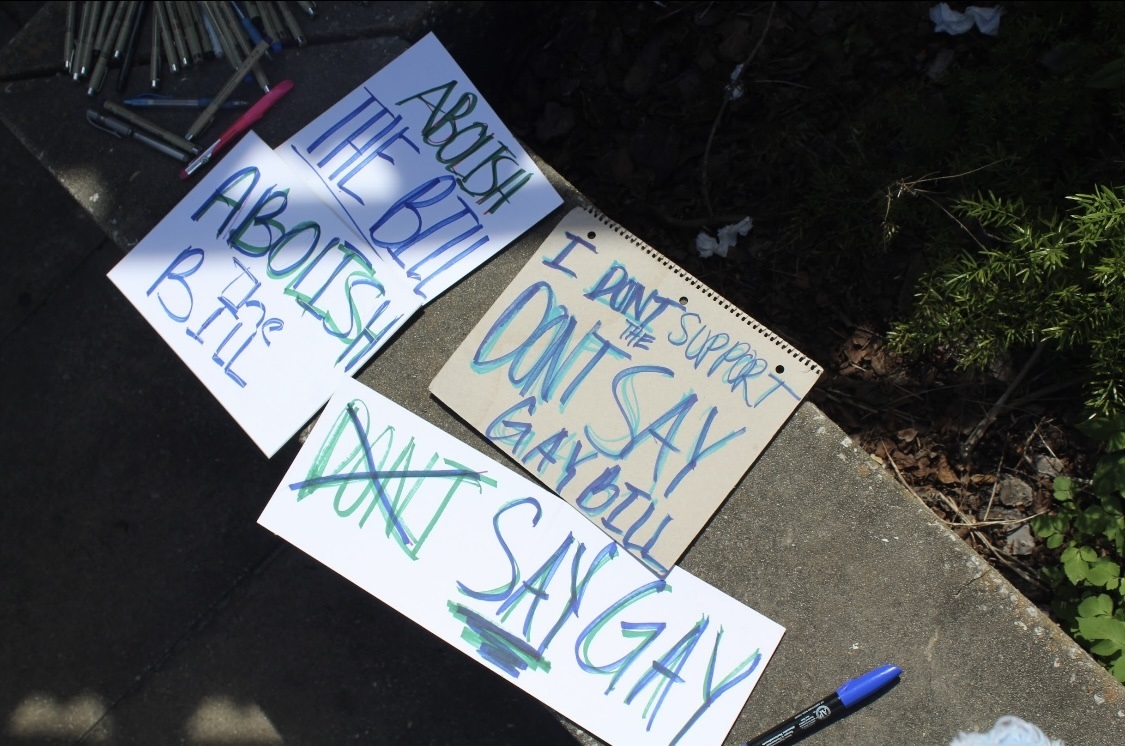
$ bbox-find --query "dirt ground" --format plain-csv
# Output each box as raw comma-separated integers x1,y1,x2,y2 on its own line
460,0,1100,604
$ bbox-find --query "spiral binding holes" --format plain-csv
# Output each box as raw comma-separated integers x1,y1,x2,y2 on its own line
582,205,822,375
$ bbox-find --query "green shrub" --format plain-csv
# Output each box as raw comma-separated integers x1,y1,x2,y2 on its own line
1033,414,1125,682
887,186,1125,418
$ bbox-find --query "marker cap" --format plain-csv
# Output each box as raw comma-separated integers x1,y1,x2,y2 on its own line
836,664,902,708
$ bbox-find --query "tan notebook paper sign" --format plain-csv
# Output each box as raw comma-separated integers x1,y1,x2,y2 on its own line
431,207,822,574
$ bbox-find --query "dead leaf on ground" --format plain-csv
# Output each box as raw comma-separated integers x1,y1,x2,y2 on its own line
892,449,917,469
936,458,959,485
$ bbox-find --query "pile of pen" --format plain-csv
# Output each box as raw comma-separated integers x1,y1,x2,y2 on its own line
65,1,316,95
67,2,313,177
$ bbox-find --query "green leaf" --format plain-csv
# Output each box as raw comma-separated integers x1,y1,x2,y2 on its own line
1079,413,1125,448
1078,593,1115,618
1094,453,1125,496
1109,655,1125,684
1078,616,1125,649
1080,546,1099,562
1091,639,1122,656
1086,559,1122,588
1064,551,1090,584
1048,534,1065,549
1054,476,1076,502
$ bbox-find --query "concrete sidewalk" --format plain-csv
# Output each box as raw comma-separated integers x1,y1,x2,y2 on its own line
1,3,1123,745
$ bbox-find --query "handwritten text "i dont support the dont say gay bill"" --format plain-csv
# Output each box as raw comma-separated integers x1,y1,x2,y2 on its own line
432,208,821,575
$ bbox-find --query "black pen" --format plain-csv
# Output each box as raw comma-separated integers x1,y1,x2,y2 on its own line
75,1,101,80
110,1,138,61
64,1,77,72
117,1,148,91
149,1,162,89
744,665,902,746
276,0,306,46
154,2,179,74
87,1,129,95
86,109,189,162
103,101,201,155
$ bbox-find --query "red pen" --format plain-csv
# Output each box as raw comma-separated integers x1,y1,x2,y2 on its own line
180,79,295,179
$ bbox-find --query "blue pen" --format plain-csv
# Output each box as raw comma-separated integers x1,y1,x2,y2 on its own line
229,2,262,44
744,664,902,746
122,94,250,109
230,1,280,54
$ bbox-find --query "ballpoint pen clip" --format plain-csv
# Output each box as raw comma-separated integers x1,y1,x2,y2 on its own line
86,110,123,137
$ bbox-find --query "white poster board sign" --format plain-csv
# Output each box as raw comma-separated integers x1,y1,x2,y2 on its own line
258,377,784,746
108,133,422,456
278,32,563,302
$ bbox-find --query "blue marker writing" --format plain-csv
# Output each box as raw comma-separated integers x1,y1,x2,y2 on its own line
743,664,902,746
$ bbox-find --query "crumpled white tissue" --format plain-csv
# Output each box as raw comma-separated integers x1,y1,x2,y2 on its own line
948,716,1064,746
930,3,1004,36
728,63,745,100
695,217,752,258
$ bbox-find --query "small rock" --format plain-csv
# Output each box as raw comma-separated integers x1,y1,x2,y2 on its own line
808,6,840,36
998,476,1034,508
555,77,580,98
608,148,634,182
718,18,752,62
1040,42,1080,76
870,348,892,375
629,120,681,175
578,36,602,66
926,48,955,81
675,68,704,105
983,507,1024,523
623,34,668,98
1034,454,1063,477
535,102,575,142
1005,524,1036,556
785,1,816,20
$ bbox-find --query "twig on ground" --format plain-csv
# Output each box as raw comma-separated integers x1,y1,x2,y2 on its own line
961,340,1047,461
819,387,881,414
883,439,1047,590
981,456,1004,522
1037,426,1061,463
976,532,1049,590
750,78,811,89
930,485,1048,590
655,210,752,228
1006,376,1085,412
701,1,775,218
947,512,1046,529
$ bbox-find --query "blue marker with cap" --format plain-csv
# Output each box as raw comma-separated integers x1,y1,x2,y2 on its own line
744,664,902,746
